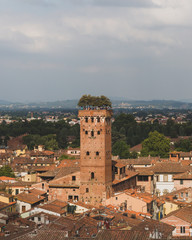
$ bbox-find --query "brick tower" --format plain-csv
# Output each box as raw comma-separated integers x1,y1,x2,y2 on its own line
79,109,113,205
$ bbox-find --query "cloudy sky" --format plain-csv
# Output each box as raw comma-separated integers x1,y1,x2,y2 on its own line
0,0,192,102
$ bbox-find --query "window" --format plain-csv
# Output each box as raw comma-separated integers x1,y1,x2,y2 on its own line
91,117,94,122
15,189,19,195
74,196,79,201
86,188,89,193
97,117,100,122
96,151,99,156
163,175,168,182
180,226,185,233
38,217,41,221
72,176,76,181
42,183,44,190
116,197,118,200
91,130,94,137
22,206,26,213
86,151,90,156
97,131,100,135
91,172,95,179
85,117,88,123
156,175,159,182
180,179,183,185
181,192,183,198
138,176,148,182
68,195,73,200
85,131,88,135
186,192,188,198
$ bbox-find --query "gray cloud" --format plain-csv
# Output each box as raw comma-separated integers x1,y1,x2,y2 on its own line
0,0,192,102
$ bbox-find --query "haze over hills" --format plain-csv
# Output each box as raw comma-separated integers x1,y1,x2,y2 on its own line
1,99,192,110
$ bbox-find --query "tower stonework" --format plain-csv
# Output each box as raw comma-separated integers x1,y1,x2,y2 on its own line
79,109,113,205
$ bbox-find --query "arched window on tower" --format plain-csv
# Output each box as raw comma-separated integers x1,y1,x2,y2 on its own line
97,117,100,122
85,117,88,123
91,117,94,123
91,172,95,179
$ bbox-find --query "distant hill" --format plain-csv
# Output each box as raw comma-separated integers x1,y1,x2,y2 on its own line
0,99,192,110
0,100,12,105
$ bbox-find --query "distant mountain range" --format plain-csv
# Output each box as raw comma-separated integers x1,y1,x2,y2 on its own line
1,99,192,110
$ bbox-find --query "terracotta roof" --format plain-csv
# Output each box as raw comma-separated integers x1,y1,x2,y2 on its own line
152,162,188,173
180,152,192,157
173,170,192,180
95,230,148,240
120,157,158,166
58,159,80,168
12,229,72,240
39,168,60,178
34,164,56,172
68,200,94,210
0,200,16,210
5,181,33,187
54,167,80,180
113,171,138,185
136,167,154,176
29,188,46,196
114,162,126,169
180,160,192,166
0,176,15,181
131,219,175,238
0,191,12,198
124,189,156,204
163,206,192,223
39,201,67,215
130,143,142,152
16,192,46,204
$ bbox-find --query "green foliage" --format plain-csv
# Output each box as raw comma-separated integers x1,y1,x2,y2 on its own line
174,138,192,152
112,140,130,159
23,134,59,150
59,154,75,160
129,151,138,159
77,95,112,108
141,131,170,158
0,165,15,178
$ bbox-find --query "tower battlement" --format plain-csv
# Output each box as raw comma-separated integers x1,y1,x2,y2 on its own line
78,109,113,118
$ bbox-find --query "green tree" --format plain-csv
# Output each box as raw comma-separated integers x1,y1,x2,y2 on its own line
0,165,15,178
141,131,170,158
174,139,192,152
77,95,112,108
129,151,138,159
112,140,130,159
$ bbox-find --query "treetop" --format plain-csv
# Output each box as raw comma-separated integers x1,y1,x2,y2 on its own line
77,95,112,109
